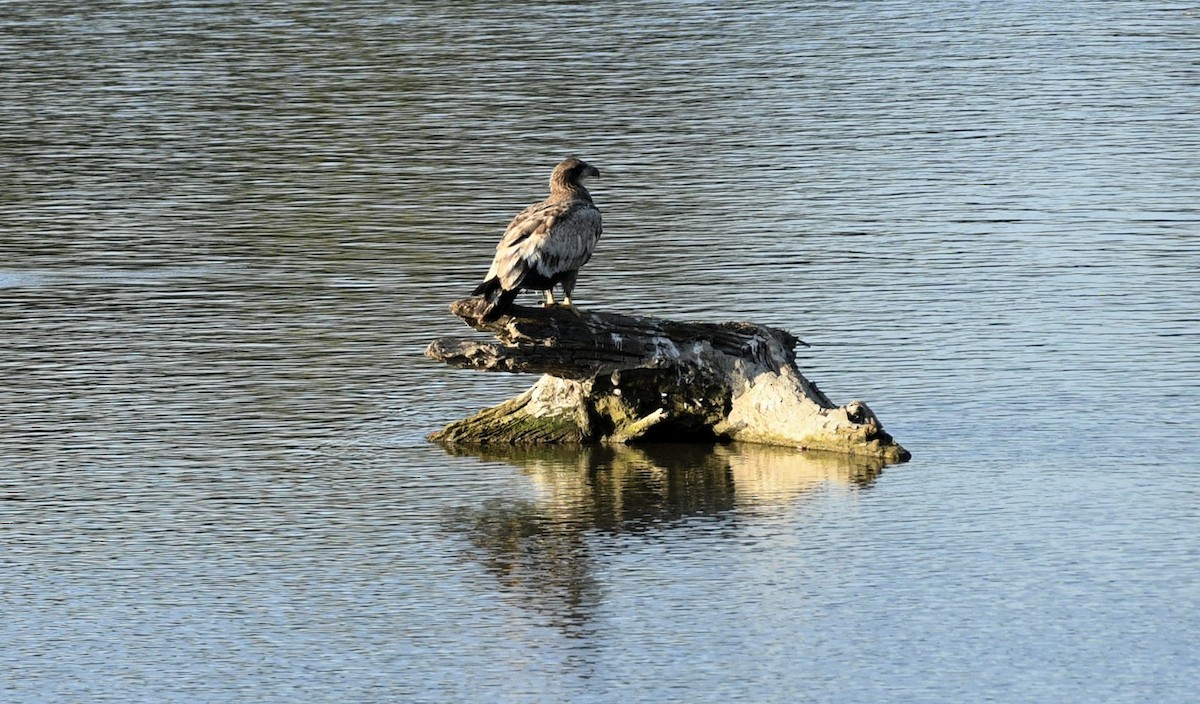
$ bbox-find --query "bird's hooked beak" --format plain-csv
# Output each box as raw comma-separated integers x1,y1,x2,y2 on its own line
584,165,601,179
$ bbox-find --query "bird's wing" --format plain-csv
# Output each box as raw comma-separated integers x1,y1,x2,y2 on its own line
485,199,601,289
536,203,602,277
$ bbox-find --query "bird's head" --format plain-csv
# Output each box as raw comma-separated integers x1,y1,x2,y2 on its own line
552,157,600,188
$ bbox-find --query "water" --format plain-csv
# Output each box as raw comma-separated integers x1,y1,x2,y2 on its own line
3,1,1199,701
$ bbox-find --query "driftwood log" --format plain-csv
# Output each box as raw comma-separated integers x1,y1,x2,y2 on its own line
426,298,910,462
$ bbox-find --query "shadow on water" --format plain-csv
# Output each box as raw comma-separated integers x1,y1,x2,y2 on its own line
444,443,886,635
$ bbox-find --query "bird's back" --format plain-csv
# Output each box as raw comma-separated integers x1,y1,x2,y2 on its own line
485,193,600,287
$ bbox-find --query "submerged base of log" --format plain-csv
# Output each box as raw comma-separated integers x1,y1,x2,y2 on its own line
426,298,910,463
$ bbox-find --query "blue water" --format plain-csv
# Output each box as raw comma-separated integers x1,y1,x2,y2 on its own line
2,2,1199,702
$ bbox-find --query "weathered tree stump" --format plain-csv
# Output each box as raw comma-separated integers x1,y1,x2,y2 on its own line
426,298,910,462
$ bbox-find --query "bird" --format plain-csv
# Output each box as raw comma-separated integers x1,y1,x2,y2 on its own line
472,157,602,322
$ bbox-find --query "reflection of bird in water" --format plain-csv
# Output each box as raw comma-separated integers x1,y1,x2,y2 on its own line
473,157,602,322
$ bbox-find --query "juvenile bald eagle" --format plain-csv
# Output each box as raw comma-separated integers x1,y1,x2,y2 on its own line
472,157,602,322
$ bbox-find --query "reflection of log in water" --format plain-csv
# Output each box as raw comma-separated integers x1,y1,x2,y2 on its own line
446,443,885,634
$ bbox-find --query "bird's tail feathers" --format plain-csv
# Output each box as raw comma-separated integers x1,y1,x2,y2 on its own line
481,287,519,322
472,277,501,299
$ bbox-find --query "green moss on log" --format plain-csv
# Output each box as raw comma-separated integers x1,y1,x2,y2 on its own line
428,384,591,445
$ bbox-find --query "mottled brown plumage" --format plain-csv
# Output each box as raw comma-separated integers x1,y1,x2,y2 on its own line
473,157,603,322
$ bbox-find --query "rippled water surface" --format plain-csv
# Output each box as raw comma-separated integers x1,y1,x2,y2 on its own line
3,2,1200,702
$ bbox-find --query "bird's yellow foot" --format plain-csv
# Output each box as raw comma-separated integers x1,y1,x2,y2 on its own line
559,302,582,317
